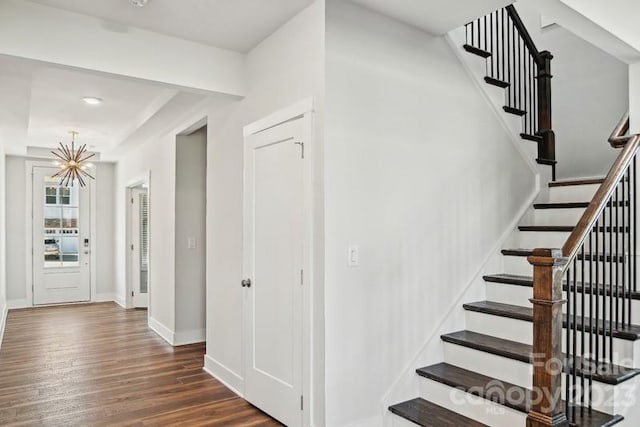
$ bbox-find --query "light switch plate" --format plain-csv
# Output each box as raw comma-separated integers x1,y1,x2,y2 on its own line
348,245,359,267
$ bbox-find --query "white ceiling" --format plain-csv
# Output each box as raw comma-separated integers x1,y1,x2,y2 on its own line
0,55,217,157
351,0,514,35
27,65,172,150
26,0,315,52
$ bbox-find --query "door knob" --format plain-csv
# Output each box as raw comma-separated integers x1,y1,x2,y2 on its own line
241,278,252,288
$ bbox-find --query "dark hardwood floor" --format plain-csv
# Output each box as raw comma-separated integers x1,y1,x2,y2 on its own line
0,302,281,426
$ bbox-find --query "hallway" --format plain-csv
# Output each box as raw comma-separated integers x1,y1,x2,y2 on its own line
0,303,281,426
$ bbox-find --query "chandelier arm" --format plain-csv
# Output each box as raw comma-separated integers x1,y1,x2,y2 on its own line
79,168,95,180
74,144,86,163
51,151,67,162
77,172,86,188
59,142,72,160
78,152,96,163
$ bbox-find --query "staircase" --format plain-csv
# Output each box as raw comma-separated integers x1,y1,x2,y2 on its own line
389,5,640,427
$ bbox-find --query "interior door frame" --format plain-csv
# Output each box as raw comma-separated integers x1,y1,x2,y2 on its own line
125,171,151,315
25,160,97,307
242,97,315,427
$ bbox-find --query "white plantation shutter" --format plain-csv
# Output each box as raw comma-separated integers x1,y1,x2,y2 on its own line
139,193,149,270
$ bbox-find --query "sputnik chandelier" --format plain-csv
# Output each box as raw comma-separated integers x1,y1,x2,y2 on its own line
51,131,95,187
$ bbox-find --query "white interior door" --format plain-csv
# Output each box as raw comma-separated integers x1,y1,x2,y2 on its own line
131,188,149,308
33,166,91,305
243,118,305,427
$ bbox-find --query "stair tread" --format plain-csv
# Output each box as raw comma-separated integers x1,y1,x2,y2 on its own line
503,105,527,116
389,397,487,427
441,330,640,385
550,178,605,187
518,225,629,232
416,363,624,426
520,133,543,143
483,273,640,300
462,44,491,58
484,76,509,88
464,301,640,341
533,201,627,209
501,248,625,262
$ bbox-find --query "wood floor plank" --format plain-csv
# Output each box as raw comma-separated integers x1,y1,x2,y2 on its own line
0,302,282,426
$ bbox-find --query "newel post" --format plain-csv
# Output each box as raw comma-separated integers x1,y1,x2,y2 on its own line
536,51,556,168
526,248,569,427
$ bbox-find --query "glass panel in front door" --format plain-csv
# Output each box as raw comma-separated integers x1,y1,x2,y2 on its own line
43,176,80,268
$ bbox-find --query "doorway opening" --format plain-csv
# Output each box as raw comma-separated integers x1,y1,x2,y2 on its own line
174,123,207,345
128,182,149,309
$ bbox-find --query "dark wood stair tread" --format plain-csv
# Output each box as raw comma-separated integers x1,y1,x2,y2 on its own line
550,178,605,187
462,44,492,58
536,158,557,166
389,397,487,426
464,301,640,341
533,201,627,209
441,330,640,385
520,133,543,143
484,76,509,88
503,106,527,116
501,248,625,262
483,273,640,300
416,363,624,426
518,225,629,232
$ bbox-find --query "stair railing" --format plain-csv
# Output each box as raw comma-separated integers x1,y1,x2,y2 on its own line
465,5,556,175
527,112,638,426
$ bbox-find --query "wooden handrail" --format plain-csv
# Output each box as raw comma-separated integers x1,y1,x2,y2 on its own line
505,5,541,62
562,115,638,262
609,111,631,148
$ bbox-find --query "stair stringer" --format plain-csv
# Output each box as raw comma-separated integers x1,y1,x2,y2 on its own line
381,181,539,427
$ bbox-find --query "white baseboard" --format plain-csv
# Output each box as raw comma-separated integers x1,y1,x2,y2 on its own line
203,354,244,397
0,303,7,349
148,316,175,345
113,294,126,309
174,328,205,346
93,292,116,303
7,299,30,309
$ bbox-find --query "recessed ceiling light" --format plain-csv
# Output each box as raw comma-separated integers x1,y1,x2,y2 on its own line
82,97,103,105
130,0,150,7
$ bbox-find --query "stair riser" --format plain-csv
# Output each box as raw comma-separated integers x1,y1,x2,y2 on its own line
417,375,526,427
391,415,419,427
504,255,629,284
549,184,600,203
443,342,618,414
464,310,640,367
532,208,585,226
485,283,640,324
511,230,570,250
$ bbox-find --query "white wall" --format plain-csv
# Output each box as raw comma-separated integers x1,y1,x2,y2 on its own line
0,145,6,343
515,1,628,180
204,1,325,424
175,127,207,343
545,25,627,179
4,158,116,305
324,2,535,425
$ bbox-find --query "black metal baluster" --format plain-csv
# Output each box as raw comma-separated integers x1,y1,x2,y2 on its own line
603,208,608,364
616,184,620,329
566,267,572,420
623,175,627,328
501,9,505,82
507,17,511,105
627,167,632,325
609,193,614,363
572,257,578,421
595,216,600,369
489,12,497,78
588,233,594,412
634,157,637,293
518,37,522,112
580,245,586,413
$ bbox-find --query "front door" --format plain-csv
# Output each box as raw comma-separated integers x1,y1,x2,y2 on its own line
33,166,91,305
243,118,305,427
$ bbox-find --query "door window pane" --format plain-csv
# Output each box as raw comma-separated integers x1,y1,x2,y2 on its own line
43,178,80,268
